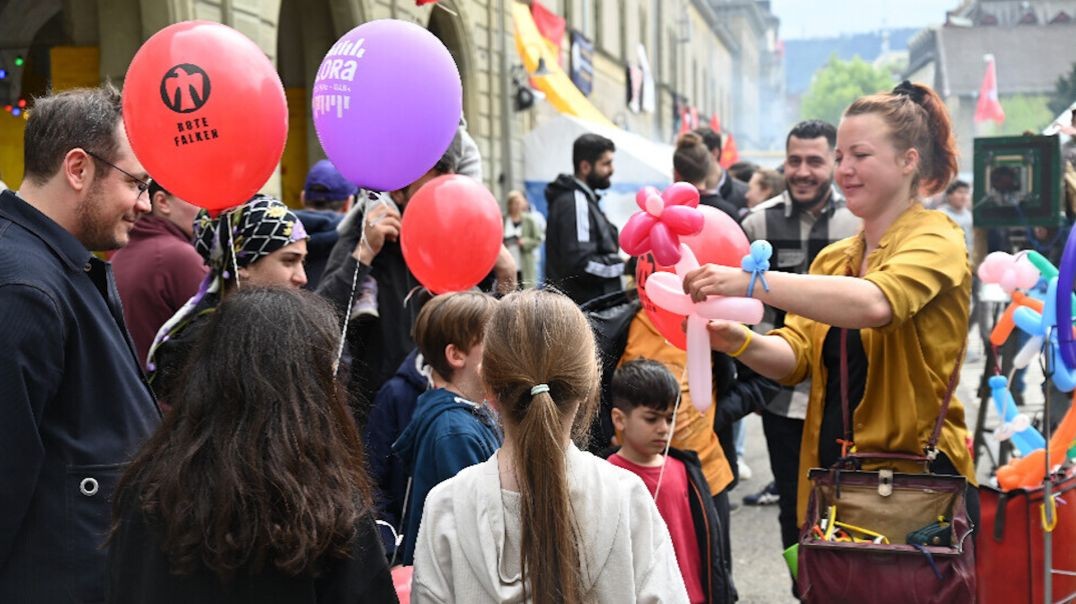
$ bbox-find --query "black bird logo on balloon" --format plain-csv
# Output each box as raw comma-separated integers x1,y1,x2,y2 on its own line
160,64,211,114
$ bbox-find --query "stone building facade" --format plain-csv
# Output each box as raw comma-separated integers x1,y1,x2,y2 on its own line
0,0,781,205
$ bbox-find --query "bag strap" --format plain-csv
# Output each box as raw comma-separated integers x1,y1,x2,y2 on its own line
839,328,965,462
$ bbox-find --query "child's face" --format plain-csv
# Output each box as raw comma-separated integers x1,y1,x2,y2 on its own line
613,405,675,459
454,341,486,403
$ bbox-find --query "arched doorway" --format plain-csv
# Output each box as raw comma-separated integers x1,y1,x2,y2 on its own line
0,0,103,188
277,0,370,207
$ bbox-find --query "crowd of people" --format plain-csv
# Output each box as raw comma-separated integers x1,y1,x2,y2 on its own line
0,75,982,604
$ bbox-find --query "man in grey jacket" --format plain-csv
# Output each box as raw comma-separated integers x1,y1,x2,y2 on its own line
738,120,860,596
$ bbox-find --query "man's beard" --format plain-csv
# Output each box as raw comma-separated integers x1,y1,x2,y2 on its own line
788,175,834,210
77,180,122,251
586,172,612,191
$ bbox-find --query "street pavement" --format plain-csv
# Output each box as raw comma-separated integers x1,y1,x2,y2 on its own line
727,331,1031,602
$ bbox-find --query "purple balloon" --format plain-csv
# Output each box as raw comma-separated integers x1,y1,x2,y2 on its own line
312,20,462,192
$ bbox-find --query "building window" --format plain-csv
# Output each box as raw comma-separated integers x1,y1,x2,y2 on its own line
1051,11,1072,24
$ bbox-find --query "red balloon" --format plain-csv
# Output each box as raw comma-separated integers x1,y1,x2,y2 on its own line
636,205,750,350
401,175,504,294
122,21,288,212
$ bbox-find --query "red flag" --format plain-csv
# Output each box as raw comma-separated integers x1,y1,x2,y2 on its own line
709,114,721,132
720,133,741,168
530,0,566,54
417,0,438,5
679,106,692,135
975,55,1005,124
689,107,699,130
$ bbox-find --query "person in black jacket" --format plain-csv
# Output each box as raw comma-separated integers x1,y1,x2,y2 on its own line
675,132,742,224
0,86,161,603
316,128,517,423
695,126,749,212
108,287,396,603
544,133,624,304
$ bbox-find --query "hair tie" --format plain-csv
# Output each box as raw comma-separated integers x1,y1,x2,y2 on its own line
893,80,926,105
530,384,550,396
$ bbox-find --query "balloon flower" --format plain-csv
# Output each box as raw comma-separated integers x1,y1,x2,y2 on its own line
620,183,705,266
620,183,764,412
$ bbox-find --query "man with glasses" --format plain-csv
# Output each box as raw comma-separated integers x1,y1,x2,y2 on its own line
0,86,160,601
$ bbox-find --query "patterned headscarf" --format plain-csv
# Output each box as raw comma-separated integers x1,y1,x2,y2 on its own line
146,195,307,374
193,194,307,276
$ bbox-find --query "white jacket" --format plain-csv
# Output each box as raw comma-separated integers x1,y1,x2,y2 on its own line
411,445,689,603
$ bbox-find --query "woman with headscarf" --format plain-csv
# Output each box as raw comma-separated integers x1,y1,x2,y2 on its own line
146,194,309,404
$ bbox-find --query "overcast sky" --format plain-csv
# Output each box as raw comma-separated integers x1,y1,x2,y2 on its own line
770,0,965,39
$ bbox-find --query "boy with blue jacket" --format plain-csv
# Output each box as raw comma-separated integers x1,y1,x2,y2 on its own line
393,291,501,564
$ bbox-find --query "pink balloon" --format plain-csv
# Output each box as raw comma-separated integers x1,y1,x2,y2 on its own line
649,223,681,267
696,297,765,324
619,213,657,256
636,186,660,211
1012,257,1040,290
662,205,705,236
663,181,700,208
644,272,697,316
978,252,1011,282
685,316,713,411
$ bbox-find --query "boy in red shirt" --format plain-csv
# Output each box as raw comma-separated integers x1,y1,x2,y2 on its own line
607,359,732,604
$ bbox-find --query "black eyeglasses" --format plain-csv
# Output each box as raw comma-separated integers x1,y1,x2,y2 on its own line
83,149,150,200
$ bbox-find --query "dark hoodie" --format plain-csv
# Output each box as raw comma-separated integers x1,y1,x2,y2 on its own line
392,388,502,565
363,349,429,555
294,209,343,290
544,173,624,305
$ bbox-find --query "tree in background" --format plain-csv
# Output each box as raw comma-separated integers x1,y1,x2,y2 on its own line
1048,62,1076,117
800,54,894,125
998,95,1053,135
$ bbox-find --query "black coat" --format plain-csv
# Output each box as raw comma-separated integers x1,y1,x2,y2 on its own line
544,174,625,305
107,507,398,604
0,190,160,602
582,289,781,490
600,446,733,604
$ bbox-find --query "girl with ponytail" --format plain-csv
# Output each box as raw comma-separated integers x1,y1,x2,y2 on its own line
411,289,688,603
681,81,979,528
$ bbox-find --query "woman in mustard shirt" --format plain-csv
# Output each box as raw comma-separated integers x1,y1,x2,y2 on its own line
682,81,977,528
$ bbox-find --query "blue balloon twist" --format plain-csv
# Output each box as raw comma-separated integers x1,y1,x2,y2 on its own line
741,240,773,298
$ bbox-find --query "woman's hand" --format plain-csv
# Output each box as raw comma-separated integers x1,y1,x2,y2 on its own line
706,320,749,355
682,264,748,302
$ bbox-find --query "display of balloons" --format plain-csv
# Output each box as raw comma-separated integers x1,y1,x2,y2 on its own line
400,175,503,294
636,204,751,349
123,21,287,212
620,183,704,266
312,20,462,193
997,395,1076,490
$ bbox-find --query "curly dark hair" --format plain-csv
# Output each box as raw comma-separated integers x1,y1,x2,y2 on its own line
112,287,373,580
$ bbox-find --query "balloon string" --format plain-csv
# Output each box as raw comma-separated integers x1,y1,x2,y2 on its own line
332,259,362,378
653,367,685,503
227,217,240,292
